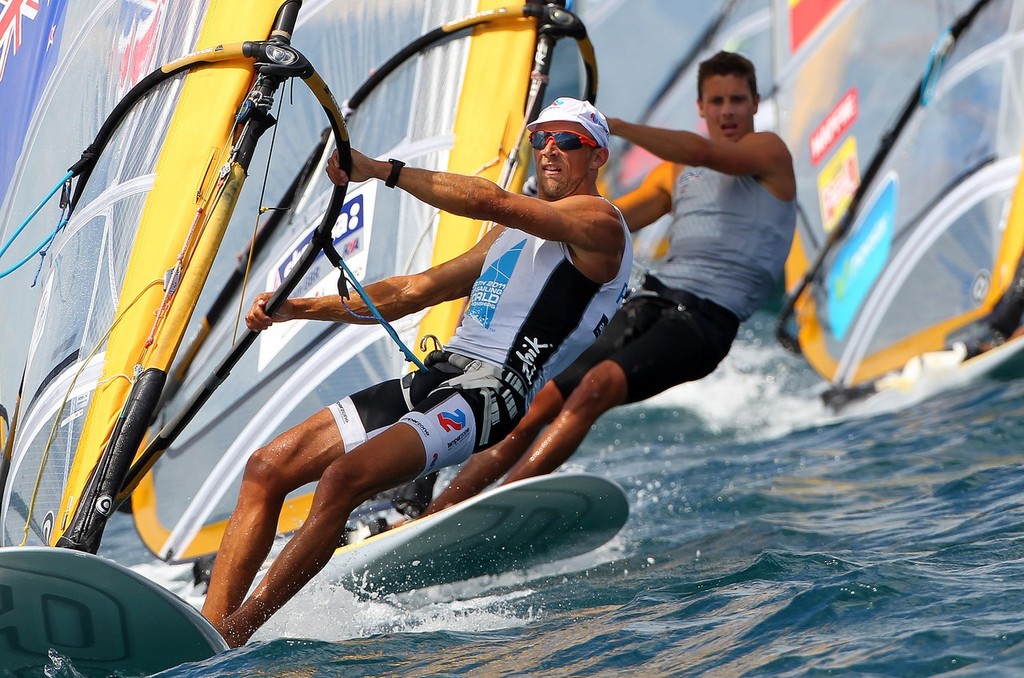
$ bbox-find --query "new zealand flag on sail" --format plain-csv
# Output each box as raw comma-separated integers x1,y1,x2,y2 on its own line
0,0,70,207
465,238,526,329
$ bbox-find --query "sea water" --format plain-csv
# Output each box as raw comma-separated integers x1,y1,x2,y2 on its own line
65,312,1024,676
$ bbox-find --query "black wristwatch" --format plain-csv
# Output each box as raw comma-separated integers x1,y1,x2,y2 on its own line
385,158,405,188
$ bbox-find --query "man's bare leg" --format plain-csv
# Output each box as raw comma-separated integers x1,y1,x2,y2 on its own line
217,422,427,647
423,381,566,515
503,360,627,483
202,410,352,628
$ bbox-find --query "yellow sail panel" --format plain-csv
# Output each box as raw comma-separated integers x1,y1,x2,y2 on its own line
54,2,284,543
990,150,1024,302
133,474,312,560
414,1,537,354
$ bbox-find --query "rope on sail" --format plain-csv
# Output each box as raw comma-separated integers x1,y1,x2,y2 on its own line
19,277,164,546
118,37,358,500
0,171,72,280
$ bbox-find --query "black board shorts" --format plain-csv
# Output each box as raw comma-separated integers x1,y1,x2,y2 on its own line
552,291,739,404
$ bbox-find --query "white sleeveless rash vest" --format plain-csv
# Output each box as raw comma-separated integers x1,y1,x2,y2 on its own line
446,210,632,402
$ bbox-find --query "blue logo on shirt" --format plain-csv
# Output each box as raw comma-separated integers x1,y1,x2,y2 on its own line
466,238,526,329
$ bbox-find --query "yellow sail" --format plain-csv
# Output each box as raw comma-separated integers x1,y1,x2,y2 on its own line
54,2,285,544
414,0,536,352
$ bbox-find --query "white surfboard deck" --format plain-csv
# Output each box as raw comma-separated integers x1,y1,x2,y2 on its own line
842,335,1024,418
320,472,629,596
0,546,226,675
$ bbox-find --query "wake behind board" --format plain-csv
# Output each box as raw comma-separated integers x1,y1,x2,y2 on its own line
0,546,226,676
321,472,629,596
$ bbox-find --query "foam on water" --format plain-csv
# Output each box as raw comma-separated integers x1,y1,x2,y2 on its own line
636,334,833,441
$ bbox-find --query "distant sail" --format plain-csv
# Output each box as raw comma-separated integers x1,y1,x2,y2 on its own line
772,0,1024,392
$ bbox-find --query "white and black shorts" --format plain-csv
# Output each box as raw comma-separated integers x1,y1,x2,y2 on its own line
328,353,526,477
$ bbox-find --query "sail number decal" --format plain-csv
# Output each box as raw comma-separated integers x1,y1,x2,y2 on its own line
268,183,375,292
0,573,128,658
259,183,377,370
826,172,898,341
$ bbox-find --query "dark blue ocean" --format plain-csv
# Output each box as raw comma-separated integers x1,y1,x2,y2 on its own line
53,312,1024,677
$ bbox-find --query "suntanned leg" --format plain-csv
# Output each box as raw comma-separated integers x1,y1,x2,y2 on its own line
202,410,354,628
217,422,427,647
503,359,627,483
423,382,566,515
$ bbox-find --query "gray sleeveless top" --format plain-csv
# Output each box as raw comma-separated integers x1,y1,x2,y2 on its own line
652,167,796,321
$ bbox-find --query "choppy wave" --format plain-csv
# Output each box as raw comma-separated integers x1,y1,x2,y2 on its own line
79,312,1024,677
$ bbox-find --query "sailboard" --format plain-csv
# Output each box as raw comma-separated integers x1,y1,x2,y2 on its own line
319,472,629,596
837,334,1024,418
771,0,1024,411
0,546,226,675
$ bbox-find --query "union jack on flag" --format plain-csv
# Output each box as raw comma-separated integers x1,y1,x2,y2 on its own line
0,0,68,207
0,0,41,83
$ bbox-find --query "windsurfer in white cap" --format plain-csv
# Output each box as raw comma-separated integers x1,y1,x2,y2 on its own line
202,97,632,646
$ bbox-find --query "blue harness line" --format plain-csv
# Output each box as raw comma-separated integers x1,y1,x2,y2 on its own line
0,170,73,281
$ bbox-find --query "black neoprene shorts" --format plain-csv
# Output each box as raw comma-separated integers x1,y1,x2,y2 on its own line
551,293,739,404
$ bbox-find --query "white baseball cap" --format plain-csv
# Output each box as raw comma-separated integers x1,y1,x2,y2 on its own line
527,97,609,148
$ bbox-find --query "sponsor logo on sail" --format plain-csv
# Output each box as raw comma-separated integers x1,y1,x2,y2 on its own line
271,193,366,289
810,88,858,166
827,172,898,340
817,135,860,233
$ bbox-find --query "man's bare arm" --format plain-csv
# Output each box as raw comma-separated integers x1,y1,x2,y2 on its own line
245,228,502,331
329,151,624,276
613,161,677,232
608,119,795,201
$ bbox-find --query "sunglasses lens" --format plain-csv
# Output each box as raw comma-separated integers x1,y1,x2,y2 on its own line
529,131,586,151
554,132,583,150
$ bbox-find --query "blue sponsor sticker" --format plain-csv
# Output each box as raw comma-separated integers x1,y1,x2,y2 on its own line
466,238,526,329
826,173,898,340
273,194,365,286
